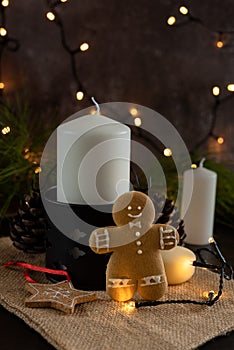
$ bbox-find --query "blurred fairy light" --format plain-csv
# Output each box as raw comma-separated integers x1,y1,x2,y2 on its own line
212,86,220,96
0,27,7,36
179,6,189,15
217,137,224,145
1,126,10,134
130,107,138,117
46,12,56,21
76,91,84,101
227,84,234,92
0,82,5,89
163,148,172,157
216,40,224,48
167,16,176,26
34,167,42,174
167,4,234,51
191,164,197,169
1,0,9,7
80,42,89,52
134,117,142,127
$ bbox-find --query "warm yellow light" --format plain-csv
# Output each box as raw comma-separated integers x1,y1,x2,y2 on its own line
217,137,224,144
227,84,234,92
134,117,142,127
122,301,135,313
208,237,214,244
0,27,7,36
76,91,84,101
0,82,5,89
212,86,220,96
167,16,176,26
34,167,41,174
60,0,67,2
80,42,89,52
216,41,224,48
46,12,55,21
2,0,9,7
179,6,189,15
203,290,220,299
163,148,172,157
1,126,10,135
90,108,96,115
130,107,138,117
191,164,197,169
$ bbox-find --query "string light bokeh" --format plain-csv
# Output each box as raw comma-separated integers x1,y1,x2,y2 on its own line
45,0,91,103
0,0,19,94
167,2,234,154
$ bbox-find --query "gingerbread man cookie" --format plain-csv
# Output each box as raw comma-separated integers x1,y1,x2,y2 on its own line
89,191,179,302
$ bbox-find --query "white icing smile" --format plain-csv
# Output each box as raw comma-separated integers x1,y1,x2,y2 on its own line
128,212,142,218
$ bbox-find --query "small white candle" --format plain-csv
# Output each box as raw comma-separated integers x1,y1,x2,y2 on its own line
57,111,131,205
181,159,217,245
160,246,196,285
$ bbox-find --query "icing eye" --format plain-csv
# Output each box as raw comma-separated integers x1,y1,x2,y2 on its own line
127,206,132,210
137,206,142,210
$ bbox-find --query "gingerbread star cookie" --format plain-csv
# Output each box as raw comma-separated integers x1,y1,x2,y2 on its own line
25,280,97,314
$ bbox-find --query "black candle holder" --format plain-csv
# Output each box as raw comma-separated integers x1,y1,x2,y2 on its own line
43,187,114,290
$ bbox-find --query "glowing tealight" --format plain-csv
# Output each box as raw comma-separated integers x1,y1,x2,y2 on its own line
134,117,142,127
161,246,196,285
80,42,89,52
1,126,10,135
163,148,172,157
46,12,55,21
76,91,84,101
212,86,220,96
130,107,138,117
0,82,5,89
216,41,224,48
227,84,234,92
217,137,224,145
0,27,7,36
179,6,189,15
60,0,67,2
167,16,176,26
191,164,197,169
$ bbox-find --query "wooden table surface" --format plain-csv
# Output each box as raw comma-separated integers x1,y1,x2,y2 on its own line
0,223,233,350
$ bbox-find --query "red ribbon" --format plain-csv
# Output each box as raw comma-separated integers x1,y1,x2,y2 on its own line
3,261,71,283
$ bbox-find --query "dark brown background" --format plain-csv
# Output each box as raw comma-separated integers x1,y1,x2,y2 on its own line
3,0,234,167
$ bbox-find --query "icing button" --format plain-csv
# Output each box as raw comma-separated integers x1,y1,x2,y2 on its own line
137,249,143,255
136,241,142,246
135,232,141,237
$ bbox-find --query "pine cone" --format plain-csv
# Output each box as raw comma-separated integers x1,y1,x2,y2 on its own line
153,193,186,245
10,190,48,253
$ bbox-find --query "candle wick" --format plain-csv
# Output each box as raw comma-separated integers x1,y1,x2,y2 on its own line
199,157,206,167
91,97,100,116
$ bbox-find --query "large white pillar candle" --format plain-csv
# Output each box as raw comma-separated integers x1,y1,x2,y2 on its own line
181,159,217,245
160,246,196,285
57,113,131,205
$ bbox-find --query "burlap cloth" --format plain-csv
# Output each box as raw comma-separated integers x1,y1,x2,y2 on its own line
0,237,233,350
